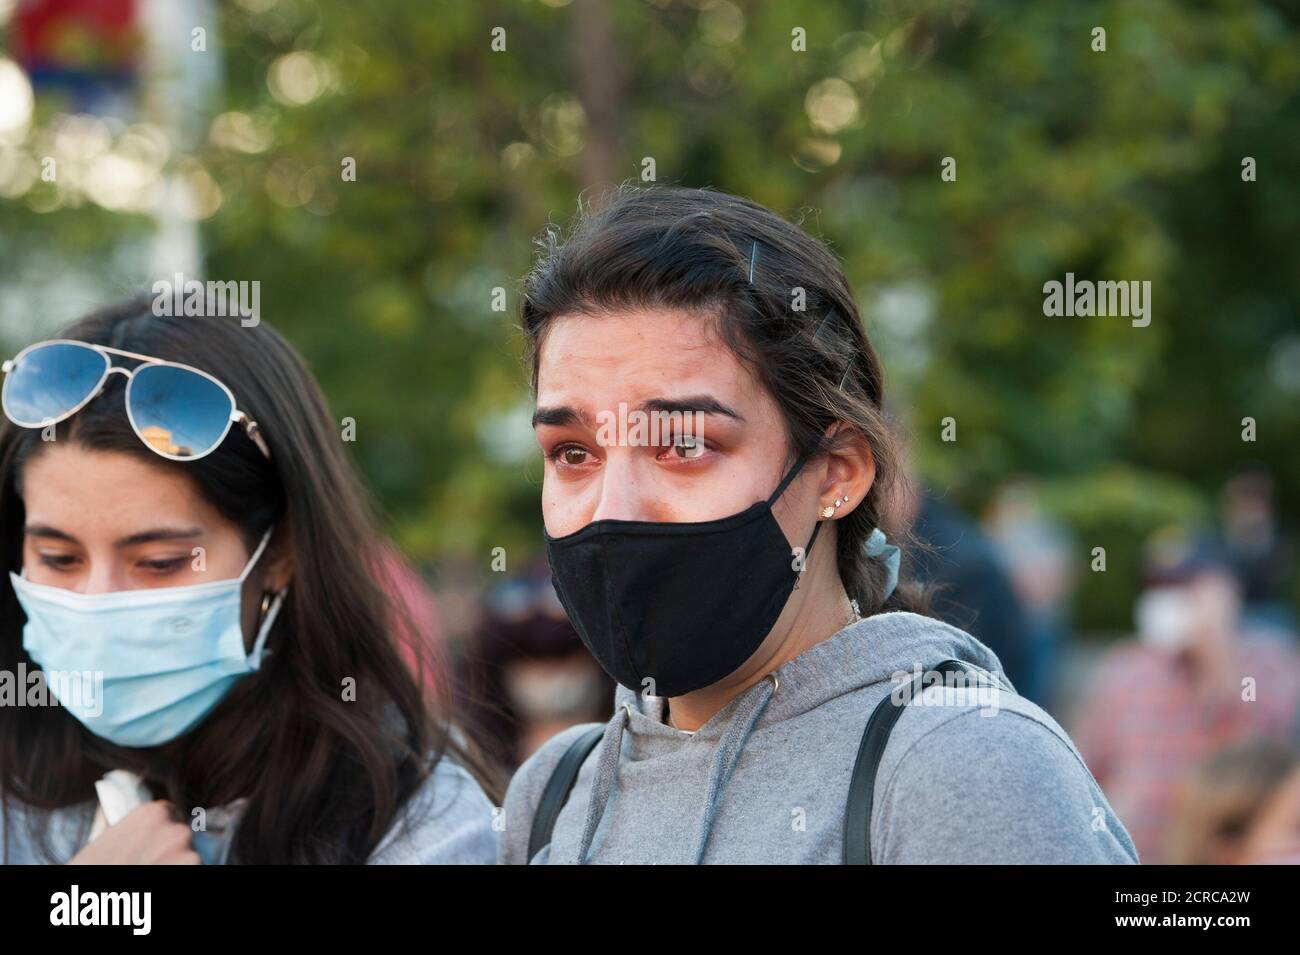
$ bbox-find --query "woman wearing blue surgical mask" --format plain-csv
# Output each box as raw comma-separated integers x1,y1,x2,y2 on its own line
499,185,1141,864
0,296,499,864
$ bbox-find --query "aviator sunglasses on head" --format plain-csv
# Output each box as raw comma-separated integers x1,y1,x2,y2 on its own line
1,339,271,462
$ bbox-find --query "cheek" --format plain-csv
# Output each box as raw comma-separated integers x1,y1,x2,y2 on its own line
542,484,589,537
189,526,255,581
772,492,820,554
194,548,247,580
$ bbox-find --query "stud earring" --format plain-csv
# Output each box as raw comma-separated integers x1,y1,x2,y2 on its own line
820,494,850,519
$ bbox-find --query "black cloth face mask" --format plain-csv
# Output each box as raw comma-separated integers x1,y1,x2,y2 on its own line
544,449,822,697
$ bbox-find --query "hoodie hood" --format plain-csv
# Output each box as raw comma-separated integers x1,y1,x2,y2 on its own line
567,610,1011,864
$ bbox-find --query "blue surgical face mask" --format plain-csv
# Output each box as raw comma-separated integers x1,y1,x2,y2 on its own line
9,527,286,748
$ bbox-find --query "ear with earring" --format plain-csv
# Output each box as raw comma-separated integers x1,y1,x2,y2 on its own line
820,494,849,519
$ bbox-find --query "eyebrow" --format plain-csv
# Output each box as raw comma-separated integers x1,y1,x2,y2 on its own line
532,394,745,429
24,524,205,548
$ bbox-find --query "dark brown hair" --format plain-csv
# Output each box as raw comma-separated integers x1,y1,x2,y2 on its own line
520,183,924,615
0,295,500,863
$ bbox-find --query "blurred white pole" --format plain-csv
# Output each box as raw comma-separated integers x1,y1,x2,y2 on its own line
140,0,222,281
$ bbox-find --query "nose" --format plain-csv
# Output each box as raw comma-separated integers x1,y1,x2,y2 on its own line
80,561,129,596
588,453,657,524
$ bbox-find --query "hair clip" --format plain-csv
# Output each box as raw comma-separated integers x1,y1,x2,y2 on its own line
748,240,759,284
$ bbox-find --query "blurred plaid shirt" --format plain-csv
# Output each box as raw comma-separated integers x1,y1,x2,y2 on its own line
1073,636,1300,864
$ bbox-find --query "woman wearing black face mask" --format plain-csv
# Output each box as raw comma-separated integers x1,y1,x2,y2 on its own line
498,185,1140,865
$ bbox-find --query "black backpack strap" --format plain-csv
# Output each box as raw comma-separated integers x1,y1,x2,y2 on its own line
843,658,1000,864
526,725,605,863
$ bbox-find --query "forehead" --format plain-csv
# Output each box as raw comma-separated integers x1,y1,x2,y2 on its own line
536,307,758,405
21,445,208,525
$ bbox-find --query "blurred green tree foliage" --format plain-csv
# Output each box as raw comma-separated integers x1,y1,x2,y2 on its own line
3,0,1297,630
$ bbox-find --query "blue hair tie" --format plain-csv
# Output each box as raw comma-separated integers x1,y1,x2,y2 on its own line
865,527,901,602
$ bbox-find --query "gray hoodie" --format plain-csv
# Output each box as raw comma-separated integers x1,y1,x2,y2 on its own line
499,611,1140,864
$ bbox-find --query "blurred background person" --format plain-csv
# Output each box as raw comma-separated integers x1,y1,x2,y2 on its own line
1237,758,1300,864
895,478,1034,701
983,480,1079,712
1072,526,1300,864
378,543,448,695
1221,467,1297,645
1164,738,1300,865
455,562,613,768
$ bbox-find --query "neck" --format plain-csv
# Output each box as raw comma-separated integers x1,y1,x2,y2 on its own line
666,565,858,732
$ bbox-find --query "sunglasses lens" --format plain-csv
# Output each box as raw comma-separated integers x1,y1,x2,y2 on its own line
128,364,233,459
1,342,107,427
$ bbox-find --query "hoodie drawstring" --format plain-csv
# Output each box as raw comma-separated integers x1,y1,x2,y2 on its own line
572,702,632,864
571,676,777,865
689,675,775,864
